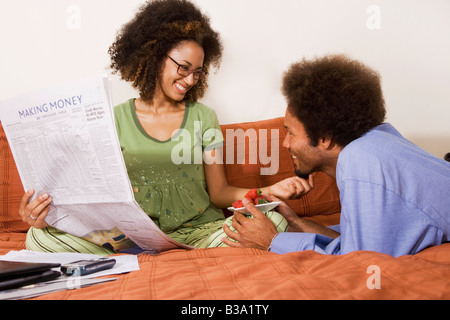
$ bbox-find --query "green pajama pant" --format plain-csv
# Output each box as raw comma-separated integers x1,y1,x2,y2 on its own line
26,211,288,256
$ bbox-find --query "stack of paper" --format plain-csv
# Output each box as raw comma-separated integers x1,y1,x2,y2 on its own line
0,250,139,300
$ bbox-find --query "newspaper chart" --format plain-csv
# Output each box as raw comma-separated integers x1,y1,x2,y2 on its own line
0,75,192,254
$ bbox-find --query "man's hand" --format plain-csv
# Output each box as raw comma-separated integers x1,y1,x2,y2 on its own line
222,197,278,250
264,194,300,227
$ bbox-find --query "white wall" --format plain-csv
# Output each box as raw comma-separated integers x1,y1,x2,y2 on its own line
1,0,449,158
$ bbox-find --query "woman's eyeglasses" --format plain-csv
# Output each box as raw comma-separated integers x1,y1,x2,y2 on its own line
167,55,207,80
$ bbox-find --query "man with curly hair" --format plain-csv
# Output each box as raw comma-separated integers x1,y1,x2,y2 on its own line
223,54,450,257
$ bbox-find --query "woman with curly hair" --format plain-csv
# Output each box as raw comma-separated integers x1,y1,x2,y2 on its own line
20,0,307,254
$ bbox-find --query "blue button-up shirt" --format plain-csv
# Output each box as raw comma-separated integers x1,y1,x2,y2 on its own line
271,123,450,257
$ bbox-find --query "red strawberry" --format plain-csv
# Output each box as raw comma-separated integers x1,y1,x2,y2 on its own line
232,200,243,209
244,189,261,200
253,196,267,205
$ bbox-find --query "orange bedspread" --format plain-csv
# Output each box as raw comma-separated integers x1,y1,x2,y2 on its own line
33,244,450,300
2,120,449,301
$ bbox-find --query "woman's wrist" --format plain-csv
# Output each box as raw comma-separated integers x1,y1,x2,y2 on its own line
260,186,270,195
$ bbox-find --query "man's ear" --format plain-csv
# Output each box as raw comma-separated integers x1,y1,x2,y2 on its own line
318,137,343,156
317,136,335,150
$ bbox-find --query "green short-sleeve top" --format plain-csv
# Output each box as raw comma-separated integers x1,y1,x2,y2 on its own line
114,99,225,233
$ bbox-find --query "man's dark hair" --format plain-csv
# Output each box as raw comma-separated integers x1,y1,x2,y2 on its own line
282,54,386,147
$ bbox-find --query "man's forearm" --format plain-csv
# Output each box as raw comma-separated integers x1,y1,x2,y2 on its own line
288,217,340,239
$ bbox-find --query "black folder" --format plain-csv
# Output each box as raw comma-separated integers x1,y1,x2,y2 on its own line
0,261,61,290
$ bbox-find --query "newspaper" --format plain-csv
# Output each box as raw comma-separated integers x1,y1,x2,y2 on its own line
0,75,192,254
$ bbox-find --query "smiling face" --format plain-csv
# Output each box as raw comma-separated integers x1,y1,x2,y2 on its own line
155,40,205,103
282,108,341,179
